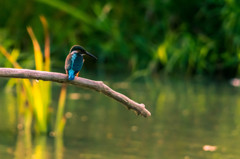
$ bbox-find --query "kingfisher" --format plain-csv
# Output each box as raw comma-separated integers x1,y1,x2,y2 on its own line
65,45,97,80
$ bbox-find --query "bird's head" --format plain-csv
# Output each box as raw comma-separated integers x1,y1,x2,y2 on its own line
70,45,97,60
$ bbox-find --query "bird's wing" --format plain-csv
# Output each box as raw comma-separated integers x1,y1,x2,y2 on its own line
65,54,72,73
72,55,84,72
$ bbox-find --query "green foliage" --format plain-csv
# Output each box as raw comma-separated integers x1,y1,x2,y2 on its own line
1,0,240,78
0,17,67,135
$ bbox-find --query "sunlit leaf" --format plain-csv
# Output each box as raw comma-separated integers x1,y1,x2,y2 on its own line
32,81,47,133
40,15,51,72
157,43,168,64
0,46,21,68
55,84,67,136
27,27,43,71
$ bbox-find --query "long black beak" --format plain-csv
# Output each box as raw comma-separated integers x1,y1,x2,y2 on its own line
85,51,97,60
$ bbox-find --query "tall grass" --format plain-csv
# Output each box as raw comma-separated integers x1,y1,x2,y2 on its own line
0,16,67,135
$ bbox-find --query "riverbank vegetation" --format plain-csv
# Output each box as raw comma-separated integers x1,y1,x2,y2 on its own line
1,0,239,78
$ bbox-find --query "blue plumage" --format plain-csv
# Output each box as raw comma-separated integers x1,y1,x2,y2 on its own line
65,45,97,80
68,69,75,80
65,53,84,80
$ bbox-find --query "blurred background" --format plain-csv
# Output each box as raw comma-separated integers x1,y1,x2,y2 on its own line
1,0,240,78
1,0,240,159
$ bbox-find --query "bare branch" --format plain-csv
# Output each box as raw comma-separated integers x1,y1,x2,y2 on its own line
0,68,151,117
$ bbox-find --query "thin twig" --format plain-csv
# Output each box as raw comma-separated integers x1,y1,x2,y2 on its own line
0,68,151,117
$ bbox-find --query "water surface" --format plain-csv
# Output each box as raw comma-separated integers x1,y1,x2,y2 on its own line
0,78,240,159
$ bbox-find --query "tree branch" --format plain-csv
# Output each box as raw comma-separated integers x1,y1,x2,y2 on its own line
0,68,151,117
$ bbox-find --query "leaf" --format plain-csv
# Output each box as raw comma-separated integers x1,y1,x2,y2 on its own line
27,27,43,71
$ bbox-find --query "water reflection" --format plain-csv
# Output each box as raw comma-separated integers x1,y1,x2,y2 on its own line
14,132,64,159
1,79,240,158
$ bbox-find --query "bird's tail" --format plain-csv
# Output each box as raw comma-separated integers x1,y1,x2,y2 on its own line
68,69,75,80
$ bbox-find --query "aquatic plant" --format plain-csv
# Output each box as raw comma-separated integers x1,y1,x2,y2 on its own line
0,16,67,135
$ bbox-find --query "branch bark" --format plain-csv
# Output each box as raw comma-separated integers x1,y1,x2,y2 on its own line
0,68,151,117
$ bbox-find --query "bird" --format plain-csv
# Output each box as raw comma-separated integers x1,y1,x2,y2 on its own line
65,45,97,80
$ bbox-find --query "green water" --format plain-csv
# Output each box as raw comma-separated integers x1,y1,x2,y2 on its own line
1,78,240,159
